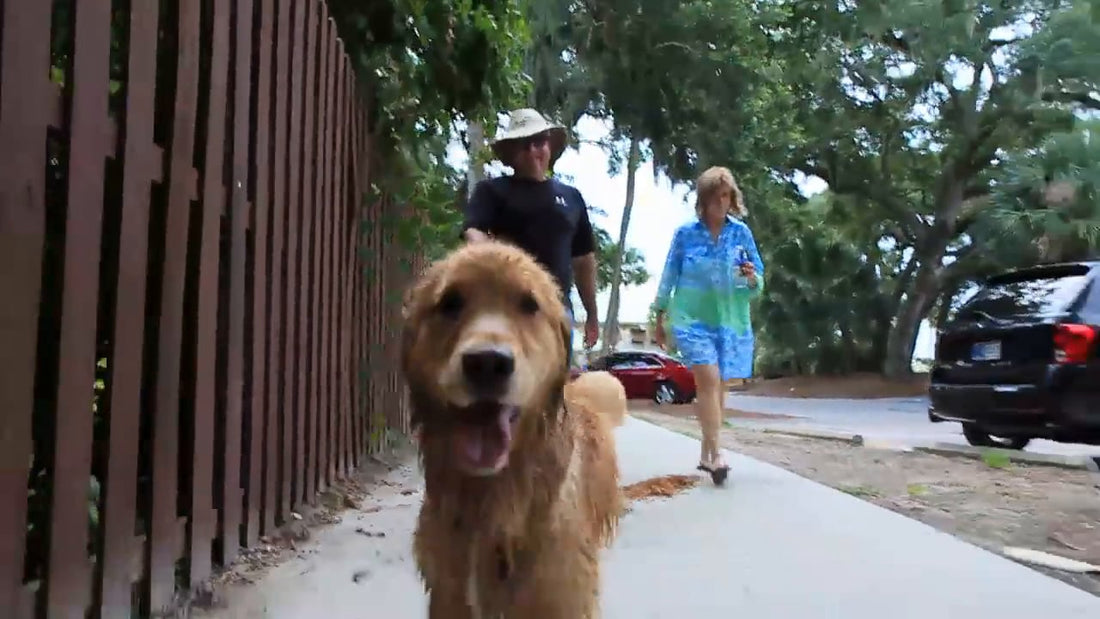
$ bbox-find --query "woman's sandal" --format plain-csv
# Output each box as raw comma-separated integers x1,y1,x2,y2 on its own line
696,461,731,486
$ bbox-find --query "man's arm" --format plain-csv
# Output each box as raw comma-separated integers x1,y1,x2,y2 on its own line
571,198,599,317
572,252,598,317
462,180,497,244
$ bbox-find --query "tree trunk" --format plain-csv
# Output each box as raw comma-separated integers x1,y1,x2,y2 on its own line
839,323,857,374
933,281,961,333
466,121,485,199
883,175,970,378
601,136,640,354
883,247,951,377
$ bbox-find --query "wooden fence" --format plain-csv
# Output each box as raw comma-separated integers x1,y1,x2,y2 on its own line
0,0,416,616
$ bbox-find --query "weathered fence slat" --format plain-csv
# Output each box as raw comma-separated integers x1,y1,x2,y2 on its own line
265,0,292,535
46,0,114,615
281,0,305,517
305,3,321,494
0,1,53,615
150,0,204,611
296,0,318,506
316,11,334,489
367,162,381,454
246,0,275,548
331,20,345,482
98,0,163,614
191,0,233,588
223,0,256,565
349,82,364,467
343,43,356,476
333,40,350,479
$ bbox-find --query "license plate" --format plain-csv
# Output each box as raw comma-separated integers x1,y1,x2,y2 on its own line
971,340,1002,362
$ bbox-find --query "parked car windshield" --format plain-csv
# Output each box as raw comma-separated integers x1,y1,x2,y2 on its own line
958,266,1091,320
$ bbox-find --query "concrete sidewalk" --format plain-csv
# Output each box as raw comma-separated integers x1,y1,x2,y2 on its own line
207,418,1100,618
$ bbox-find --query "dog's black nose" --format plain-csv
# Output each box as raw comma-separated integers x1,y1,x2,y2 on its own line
462,349,514,395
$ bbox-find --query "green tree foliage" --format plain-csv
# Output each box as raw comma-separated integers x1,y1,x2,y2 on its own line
989,120,1100,265
328,0,531,260
592,223,649,290
760,0,1100,376
554,0,795,351
327,0,1100,380
573,0,792,179
751,191,902,376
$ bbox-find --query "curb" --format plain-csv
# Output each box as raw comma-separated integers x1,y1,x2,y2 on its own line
912,443,1095,471
760,428,1097,471
761,427,861,444
1086,456,1100,474
759,428,913,452
1082,456,1100,489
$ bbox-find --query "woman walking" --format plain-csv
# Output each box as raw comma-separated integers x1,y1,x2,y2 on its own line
653,166,764,485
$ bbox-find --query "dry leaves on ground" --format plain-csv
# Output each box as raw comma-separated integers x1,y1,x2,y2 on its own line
622,474,701,501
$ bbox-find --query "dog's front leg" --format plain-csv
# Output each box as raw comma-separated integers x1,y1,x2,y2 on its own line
427,588,476,619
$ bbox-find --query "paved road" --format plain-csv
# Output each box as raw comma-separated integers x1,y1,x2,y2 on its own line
208,419,1100,617
725,394,1100,457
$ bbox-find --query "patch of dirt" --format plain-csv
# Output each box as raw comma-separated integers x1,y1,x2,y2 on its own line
633,410,1100,596
206,442,419,591
740,373,930,399
622,474,701,501
632,402,800,420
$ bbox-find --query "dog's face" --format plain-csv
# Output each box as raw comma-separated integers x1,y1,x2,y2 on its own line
401,241,571,477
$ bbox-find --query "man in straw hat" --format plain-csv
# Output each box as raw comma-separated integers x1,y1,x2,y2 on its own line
462,108,601,357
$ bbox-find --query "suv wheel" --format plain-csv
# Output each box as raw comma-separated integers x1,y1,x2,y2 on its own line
654,381,680,405
962,423,1032,450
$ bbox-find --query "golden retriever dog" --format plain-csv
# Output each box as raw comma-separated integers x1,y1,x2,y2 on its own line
400,240,625,619
565,370,627,428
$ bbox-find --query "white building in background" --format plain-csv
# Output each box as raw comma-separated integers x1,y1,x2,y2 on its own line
570,321,663,369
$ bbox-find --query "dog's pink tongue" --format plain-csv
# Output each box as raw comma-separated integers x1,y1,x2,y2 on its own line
455,409,514,473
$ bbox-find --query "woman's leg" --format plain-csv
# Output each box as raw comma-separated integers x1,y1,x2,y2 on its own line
710,327,752,470
690,363,722,466
671,324,724,468
713,377,726,464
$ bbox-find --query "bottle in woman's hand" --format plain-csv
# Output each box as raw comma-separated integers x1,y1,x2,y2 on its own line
732,246,751,288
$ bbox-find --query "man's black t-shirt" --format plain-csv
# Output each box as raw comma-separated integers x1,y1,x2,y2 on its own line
462,176,596,311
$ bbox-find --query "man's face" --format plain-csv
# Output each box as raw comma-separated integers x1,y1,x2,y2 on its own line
509,131,552,179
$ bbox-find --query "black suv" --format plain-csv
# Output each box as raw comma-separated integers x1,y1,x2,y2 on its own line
928,261,1100,449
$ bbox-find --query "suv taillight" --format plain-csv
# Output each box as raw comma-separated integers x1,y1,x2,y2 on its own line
1053,323,1097,363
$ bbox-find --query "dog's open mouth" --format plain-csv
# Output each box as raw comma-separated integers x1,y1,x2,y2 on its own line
451,401,520,476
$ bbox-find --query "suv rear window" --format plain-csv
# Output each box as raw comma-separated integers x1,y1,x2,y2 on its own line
959,265,1092,320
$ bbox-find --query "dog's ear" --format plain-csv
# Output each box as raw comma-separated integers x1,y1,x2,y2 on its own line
399,261,444,430
543,313,572,419
399,304,423,431
399,260,443,369
559,314,573,369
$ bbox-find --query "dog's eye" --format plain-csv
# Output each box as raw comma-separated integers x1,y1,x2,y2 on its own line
519,293,539,315
436,289,464,318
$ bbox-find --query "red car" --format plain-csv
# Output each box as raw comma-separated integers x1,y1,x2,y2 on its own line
586,350,697,404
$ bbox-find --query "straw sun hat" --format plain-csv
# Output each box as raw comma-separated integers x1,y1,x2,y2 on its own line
489,108,568,167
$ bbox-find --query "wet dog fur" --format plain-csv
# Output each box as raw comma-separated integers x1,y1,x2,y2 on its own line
565,370,628,429
400,241,624,619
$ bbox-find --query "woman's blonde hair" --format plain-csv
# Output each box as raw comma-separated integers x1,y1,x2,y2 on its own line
695,166,747,218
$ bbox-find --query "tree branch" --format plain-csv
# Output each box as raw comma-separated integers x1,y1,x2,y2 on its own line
652,41,697,55
796,159,926,243
982,36,1024,53
1042,89,1100,111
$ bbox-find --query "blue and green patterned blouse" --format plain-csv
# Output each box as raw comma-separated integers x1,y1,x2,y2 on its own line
654,216,765,336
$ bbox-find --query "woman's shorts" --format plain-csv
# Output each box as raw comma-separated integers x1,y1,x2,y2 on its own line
671,322,754,381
